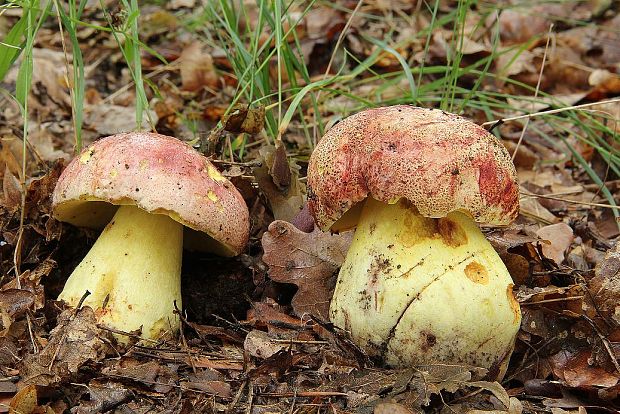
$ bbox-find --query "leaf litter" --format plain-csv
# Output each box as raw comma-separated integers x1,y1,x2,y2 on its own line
0,0,619,413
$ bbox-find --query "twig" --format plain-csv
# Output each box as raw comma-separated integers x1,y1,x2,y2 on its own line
245,381,254,414
520,191,620,210
226,380,247,414
257,391,348,397
580,314,620,375
521,296,584,306
482,97,620,127
511,24,553,162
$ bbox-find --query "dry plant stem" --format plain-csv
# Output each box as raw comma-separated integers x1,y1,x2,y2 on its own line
482,97,620,127
58,205,183,340
512,24,553,162
329,198,521,378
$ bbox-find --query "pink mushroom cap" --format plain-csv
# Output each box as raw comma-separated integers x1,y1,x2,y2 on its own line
307,105,519,231
52,132,250,256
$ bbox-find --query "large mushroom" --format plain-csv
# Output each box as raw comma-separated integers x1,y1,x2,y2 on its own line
307,106,521,378
53,132,249,340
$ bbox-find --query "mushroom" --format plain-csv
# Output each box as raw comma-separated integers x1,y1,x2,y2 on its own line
307,106,521,378
52,132,249,340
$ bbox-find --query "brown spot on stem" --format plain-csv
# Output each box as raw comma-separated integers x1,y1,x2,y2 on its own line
399,212,438,247
438,217,467,247
507,284,521,324
420,330,437,351
464,261,489,284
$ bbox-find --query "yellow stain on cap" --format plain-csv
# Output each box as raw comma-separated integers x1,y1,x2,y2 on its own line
79,148,95,164
207,164,227,183
207,190,219,202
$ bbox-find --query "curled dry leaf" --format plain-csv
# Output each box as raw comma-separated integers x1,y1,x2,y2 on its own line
84,104,158,136
548,349,619,389
536,223,575,265
261,220,353,320
221,104,265,134
254,145,304,222
0,289,35,334
9,384,39,414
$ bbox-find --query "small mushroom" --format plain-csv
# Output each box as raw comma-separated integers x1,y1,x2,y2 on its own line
53,132,249,340
307,106,521,379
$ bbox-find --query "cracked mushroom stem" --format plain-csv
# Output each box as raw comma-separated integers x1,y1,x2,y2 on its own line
52,132,250,342
307,105,521,379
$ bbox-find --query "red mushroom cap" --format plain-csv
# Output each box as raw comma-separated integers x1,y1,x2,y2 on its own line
52,132,249,256
307,106,519,231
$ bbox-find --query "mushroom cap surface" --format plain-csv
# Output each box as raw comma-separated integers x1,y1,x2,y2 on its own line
53,132,249,256
307,105,519,231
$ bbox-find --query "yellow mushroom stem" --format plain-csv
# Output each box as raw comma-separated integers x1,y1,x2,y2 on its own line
58,205,183,340
329,197,521,378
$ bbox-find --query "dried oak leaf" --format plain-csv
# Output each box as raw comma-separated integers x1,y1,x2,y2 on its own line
221,104,265,134
102,360,178,394
18,307,107,387
262,220,352,320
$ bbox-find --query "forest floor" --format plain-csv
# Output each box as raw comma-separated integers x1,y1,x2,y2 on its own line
1,0,620,413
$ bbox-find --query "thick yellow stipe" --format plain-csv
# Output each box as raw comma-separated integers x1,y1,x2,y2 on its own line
329,198,520,378
58,205,183,340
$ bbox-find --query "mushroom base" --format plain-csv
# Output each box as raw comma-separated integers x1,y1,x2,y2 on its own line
58,205,183,341
329,198,521,379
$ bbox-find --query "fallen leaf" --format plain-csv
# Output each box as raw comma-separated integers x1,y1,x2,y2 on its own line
374,402,414,414
18,307,108,387
183,379,231,397
245,300,306,331
179,41,219,92
586,242,620,325
83,104,158,136
269,144,291,190
254,146,304,222
186,322,245,345
221,104,265,134
536,223,574,264
0,289,35,334
2,165,21,212
182,370,231,397
72,380,133,414
262,220,352,320
498,9,550,44
244,329,288,359
548,349,619,388
9,384,38,414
